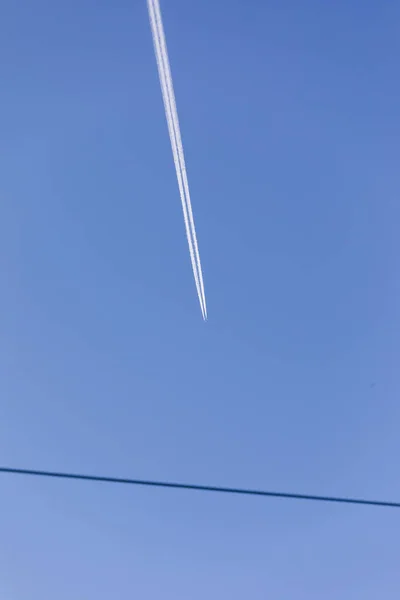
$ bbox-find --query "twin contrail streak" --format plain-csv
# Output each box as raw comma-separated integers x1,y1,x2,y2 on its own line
147,0,207,319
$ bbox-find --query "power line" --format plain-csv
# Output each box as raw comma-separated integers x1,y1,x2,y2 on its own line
0,466,399,510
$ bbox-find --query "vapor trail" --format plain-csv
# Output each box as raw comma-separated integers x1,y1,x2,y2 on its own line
150,0,207,319
147,0,207,319
147,0,204,318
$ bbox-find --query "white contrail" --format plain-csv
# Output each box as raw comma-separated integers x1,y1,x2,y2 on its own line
150,0,207,319
148,2,204,319
147,0,204,318
147,0,207,319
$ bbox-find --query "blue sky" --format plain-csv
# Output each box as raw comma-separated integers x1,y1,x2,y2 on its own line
1,0,400,597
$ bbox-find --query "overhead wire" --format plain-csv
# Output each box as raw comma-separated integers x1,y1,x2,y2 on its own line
0,466,399,510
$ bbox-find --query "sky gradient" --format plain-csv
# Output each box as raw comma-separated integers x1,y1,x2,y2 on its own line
1,0,400,597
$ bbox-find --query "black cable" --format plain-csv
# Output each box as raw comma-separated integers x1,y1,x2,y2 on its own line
0,466,399,510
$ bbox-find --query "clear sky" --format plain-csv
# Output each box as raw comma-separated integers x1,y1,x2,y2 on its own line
1,0,400,597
